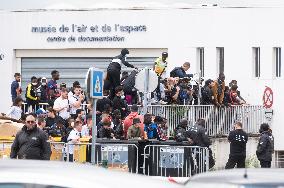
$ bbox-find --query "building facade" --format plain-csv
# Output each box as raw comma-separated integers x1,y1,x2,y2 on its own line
0,7,283,150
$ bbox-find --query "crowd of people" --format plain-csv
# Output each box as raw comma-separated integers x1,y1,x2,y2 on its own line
9,49,248,112
7,48,274,169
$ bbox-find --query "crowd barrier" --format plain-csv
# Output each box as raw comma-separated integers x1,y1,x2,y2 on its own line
22,103,265,137
143,143,209,177
0,138,209,177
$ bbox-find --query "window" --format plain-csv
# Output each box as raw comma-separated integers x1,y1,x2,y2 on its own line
253,47,260,78
197,47,204,77
274,47,282,77
216,47,224,74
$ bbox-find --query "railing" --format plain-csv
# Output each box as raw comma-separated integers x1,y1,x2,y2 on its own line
50,142,139,173
0,139,209,177
146,105,265,137
22,103,265,137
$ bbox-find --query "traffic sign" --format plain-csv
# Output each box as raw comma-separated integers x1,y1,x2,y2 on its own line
263,86,273,109
90,68,104,99
135,68,158,93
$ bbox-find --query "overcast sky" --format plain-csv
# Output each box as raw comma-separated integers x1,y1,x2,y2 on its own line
1,0,284,10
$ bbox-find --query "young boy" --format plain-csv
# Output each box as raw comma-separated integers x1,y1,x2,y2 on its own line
127,118,142,139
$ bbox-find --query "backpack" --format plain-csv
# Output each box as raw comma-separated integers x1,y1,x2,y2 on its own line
170,67,180,78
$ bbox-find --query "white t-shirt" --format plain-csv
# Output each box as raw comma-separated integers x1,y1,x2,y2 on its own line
67,129,80,154
69,94,80,115
68,91,74,99
6,106,22,120
53,97,70,120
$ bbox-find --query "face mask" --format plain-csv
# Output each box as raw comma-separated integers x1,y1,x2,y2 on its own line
42,83,46,86
32,83,37,86
121,95,125,100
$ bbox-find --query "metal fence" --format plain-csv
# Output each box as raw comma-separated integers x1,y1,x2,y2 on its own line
142,145,209,177
22,103,265,137
146,105,265,137
50,142,139,173
0,141,13,159
1,140,209,177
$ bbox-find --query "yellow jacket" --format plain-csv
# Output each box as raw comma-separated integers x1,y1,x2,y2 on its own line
26,83,38,101
154,57,167,76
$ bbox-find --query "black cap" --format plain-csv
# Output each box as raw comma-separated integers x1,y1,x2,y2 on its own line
162,52,168,58
131,104,139,112
121,48,129,56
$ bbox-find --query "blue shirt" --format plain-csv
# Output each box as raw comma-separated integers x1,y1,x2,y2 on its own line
11,80,19,101
144,123,159,139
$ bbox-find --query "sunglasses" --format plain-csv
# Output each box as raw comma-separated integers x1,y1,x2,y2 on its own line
26,121,35,124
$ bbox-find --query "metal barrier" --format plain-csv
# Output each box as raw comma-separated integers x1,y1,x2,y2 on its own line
49,141,66,161
2,140,209,177
22,103,90,114
0,141,13,159
22,103,264,137
142,145,209,177
146,105,265,137
64,143,139,173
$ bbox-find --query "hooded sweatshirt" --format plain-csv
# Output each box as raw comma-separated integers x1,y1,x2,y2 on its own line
123,112,144,138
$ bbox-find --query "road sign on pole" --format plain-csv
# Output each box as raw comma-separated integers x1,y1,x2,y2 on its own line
89,68,104,164
90,68,104,99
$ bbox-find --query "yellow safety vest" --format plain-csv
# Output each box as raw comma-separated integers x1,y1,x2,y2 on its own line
154,57,167,76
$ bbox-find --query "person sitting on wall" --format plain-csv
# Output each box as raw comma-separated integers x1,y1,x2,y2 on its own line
105,48,137,99
170,62,193,78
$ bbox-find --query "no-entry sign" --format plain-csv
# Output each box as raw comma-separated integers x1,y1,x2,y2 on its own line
263,86,273,108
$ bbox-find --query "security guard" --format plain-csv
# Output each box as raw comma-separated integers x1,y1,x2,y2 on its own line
225,122,248,169
256,123,274,168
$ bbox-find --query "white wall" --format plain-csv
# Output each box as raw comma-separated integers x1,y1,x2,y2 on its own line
0,7,283,148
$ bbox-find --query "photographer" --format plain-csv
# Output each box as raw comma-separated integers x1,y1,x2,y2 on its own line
164,77,180,104
170,62,193,78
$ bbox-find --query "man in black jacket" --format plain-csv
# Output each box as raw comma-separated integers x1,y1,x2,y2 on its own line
201,79,214,105
10,114,51,160
256,123,274,168
225,122,248,169
187,119,211,147
174,119,188,142
106,48,136,99
170,62,193,78
187,119,215,169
